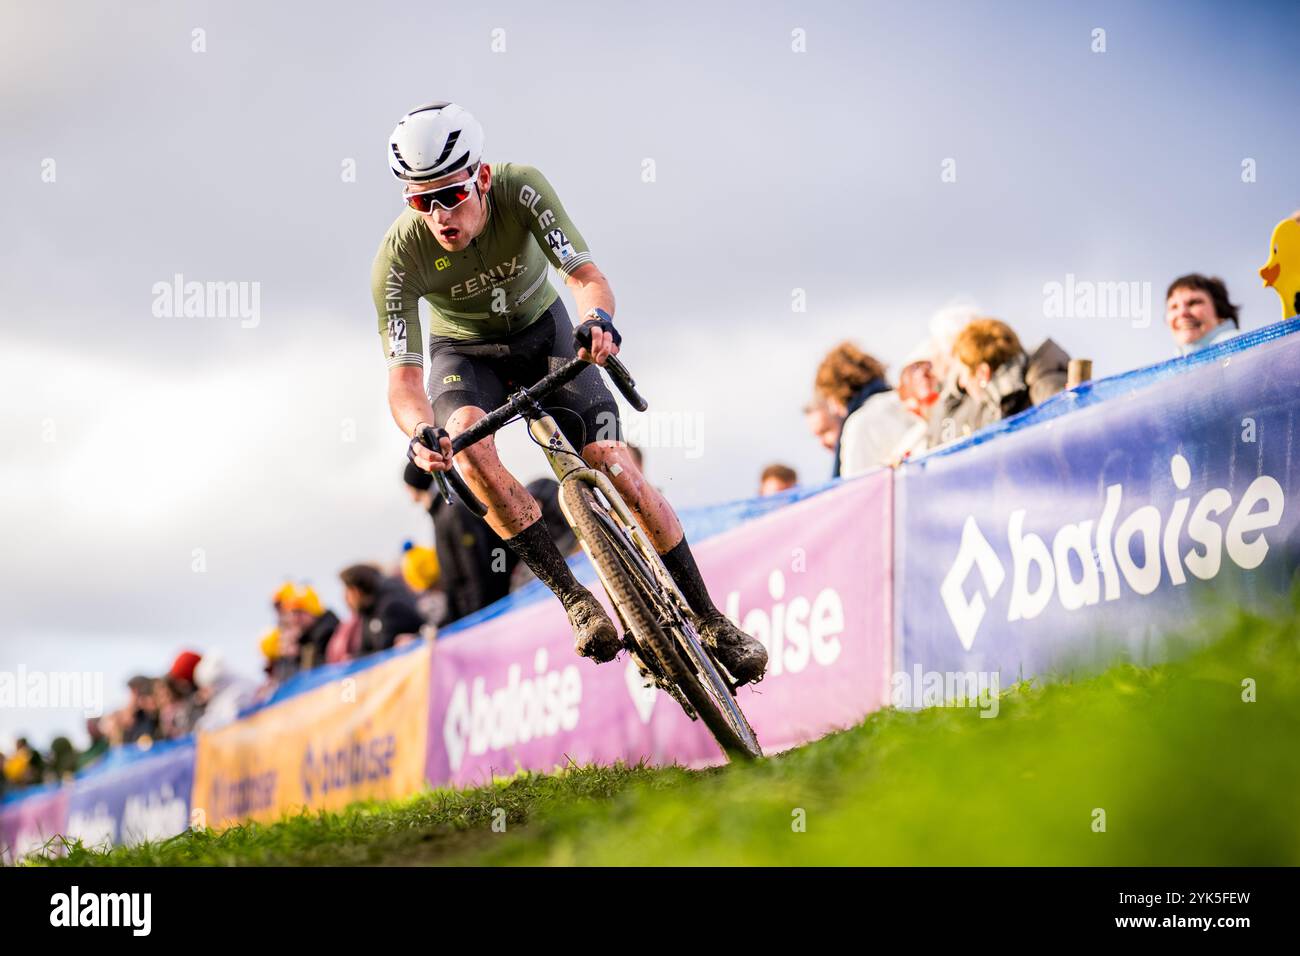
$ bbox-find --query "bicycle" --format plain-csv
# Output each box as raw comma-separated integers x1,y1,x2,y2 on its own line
416,353,763,761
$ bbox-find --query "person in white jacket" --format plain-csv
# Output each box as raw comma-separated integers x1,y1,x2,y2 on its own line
840,346,944,476
193,653,259,731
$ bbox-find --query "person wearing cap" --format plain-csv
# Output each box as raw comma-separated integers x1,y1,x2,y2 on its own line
259,626,299,684
169,650,201,685
283,585,340,671
920,303,982,450
400,540,440,592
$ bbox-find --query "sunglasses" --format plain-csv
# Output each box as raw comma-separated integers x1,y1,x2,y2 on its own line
404,167,479,214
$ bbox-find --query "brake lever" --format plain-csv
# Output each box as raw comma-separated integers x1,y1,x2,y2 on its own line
432,469,454,506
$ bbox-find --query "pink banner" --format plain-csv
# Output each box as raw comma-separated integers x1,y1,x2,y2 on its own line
0,788,70,865
426,473,893,787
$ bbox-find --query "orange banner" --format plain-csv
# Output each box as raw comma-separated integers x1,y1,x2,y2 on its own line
193,645,430,829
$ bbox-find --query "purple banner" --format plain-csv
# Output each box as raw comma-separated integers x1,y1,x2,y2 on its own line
426,473,892,786
895,325,1300,682
65,741,195,850
0,787,69,865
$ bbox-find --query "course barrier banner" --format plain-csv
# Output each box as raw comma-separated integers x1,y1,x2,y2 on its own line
193,643,430,828
0,785,68,865
895,329,1300,683
437,480,841,637
426,473,892,786
65,739,195,850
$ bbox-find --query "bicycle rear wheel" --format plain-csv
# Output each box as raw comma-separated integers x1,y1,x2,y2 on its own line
561,478,762,760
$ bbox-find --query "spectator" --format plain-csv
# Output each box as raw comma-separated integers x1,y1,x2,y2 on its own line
193,652,259,731
153,678,180,739
272,580,298,628
121,675,160,745
922,303,982,450
258,628,281,676
889,353,942,462
815,342,914,478
267,627,302,684
283,586,340,671
948,318,1070,434
339,564,426,655
814,342,894,477
839,393,918,477
400,540,441,593
4,738,44,787
400,539,448,626
1165,273,1242,355
76,717,110,771
47,737,78,781
100,709,126,748
169,650,201,686
325,615,363,664
758,464,798,496
155,651,204,738
803,399,843,461
404,461,513,625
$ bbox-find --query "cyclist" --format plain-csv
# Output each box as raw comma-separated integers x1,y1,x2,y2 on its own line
372,101,767,685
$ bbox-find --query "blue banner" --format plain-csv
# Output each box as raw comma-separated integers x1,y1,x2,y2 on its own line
895,323,1300,681
64,739,195,849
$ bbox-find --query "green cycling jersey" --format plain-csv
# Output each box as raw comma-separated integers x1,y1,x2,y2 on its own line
371,162,593,368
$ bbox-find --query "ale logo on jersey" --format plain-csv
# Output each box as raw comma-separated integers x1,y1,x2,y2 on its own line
940,453,1286,650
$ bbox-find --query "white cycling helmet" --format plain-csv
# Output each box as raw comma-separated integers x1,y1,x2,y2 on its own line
387,101,484,183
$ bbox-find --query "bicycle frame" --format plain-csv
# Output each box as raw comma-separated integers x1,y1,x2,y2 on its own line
525,411,688,618
421,355,761,753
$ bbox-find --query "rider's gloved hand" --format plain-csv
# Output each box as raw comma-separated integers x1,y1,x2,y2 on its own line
408,423,454,473
574,308,621,366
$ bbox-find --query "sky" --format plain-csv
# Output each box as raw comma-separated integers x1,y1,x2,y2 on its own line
2,0,1298,749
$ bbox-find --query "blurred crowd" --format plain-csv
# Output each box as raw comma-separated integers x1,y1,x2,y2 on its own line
755,269,1258,490
1,452,626,798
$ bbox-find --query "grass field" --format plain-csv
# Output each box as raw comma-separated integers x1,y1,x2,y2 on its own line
35,593,1300,867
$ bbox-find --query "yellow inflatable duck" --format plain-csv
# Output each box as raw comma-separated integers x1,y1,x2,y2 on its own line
1258,213,1300,319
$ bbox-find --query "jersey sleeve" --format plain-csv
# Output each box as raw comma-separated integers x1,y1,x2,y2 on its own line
505,164,594,277
371,233,426,369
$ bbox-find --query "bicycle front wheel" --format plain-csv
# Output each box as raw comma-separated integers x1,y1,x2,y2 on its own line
561,478,762,760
